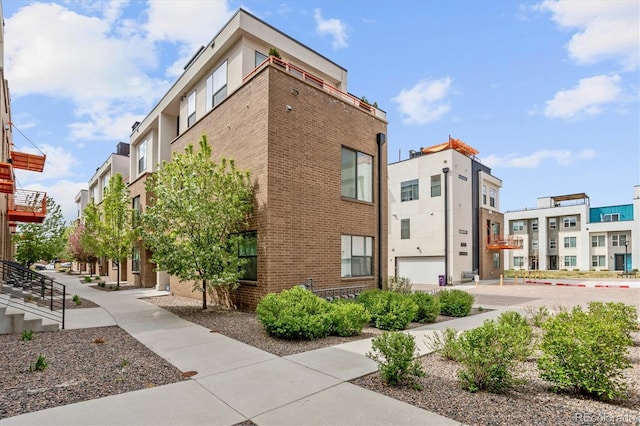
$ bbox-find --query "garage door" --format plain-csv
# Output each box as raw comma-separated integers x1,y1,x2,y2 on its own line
396,257,445,285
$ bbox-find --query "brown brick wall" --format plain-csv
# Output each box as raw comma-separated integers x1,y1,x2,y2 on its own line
166,65,387,309
479,208,505,279
126,173,157,287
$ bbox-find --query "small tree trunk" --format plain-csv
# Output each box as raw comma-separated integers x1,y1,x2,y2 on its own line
202,279,207,310
116,260,120,289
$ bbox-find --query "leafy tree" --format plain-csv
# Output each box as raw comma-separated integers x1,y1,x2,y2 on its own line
99,174,133,288
141,135,253,309
81,202,102,276
67,220,99,276
15,197,67,266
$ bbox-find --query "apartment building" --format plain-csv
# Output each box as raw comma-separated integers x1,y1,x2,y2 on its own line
388,138,506,285
504,187,639,272
128,9,388,308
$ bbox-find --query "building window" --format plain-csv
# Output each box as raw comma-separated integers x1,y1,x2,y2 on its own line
493,253,500,268
206,60,228,110
238,231,257,281
513,256,524,267
459,252,468,256
603,213,620,222
458,174,467,181
564,256,577,268
341,235,373,277
564,237,577,248
341,147,372,202
187,91,196,127
430,174,441,197
563,216,577,228
101,172,111,200
459,229,468,235
137,139,147,175
400,179,419,202
549,218,557,229
489,188,497,208
531,219,538,231
549,237,557,249
612,234,627,247
532,239,538,250
512,221,524,232
132,196,141,227
255,51,268,67
482,185,487,205
592,255,605,268
591,235,605,247
132,247,140,273
400,219,410,239
461,242,467,247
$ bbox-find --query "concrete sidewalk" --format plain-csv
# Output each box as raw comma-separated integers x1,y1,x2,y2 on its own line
2,272,471,426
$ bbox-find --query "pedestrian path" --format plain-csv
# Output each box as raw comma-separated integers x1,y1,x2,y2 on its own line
1,273,502,426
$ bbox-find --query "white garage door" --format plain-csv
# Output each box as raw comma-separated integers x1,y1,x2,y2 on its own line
397,257,445,285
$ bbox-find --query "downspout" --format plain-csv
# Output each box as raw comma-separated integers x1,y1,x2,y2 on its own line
377,133,386,289
443,167,450,285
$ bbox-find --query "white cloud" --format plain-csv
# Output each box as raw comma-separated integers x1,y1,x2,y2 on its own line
17,180,88,224
538,0,639,70
483,149,597,169
314,9,348,49
544,74,621,119
392,78,453,125
13,144,80,182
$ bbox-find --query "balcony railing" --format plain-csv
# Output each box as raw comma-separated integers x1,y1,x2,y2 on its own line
8,189,47,223
243,56,387,121
487,235,523,250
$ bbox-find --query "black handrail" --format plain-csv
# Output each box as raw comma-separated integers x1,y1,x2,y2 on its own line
0,260,66,329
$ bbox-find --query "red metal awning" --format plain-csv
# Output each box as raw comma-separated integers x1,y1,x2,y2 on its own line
11,151,46,172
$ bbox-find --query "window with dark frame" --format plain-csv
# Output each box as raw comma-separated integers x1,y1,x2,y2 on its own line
430,174,441,197
400,179,419,202
341,235,373,277
132,247,140,273
341,147,372,202
400,219,410,239
132,195,141,227
238,231,257,281
187,91,196,127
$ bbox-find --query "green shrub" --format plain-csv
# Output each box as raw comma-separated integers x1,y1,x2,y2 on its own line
411,292,441,323
22,329,33,342
84,276,92,283
384,276,413,295
72,294,82,305
497,311,533,361
538,302,637,401
428,327,461,361
366,331,425,388
357,291,418,331
438,289,474,317
30,354,47,372
525,305,551,328
256,287,332,340
328,301,371,337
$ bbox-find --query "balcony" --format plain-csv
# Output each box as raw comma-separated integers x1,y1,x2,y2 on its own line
487,235,522,250
243,56,387,121
8,189,47,223
10,151,46,172
0,162,14,194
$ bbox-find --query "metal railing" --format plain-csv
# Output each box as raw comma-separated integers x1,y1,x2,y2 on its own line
0,260,65,329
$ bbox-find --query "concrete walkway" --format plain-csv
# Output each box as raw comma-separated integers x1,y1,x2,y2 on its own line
2,273,478,426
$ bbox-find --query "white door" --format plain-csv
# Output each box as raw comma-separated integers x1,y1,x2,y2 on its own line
396,257,445,285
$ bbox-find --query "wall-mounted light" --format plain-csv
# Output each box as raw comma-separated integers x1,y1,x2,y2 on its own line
286,105,292,111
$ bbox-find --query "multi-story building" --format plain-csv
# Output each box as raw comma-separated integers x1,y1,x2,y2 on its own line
388,138,507,285
74,189,89,221
504,187,639,272
128,9,388,308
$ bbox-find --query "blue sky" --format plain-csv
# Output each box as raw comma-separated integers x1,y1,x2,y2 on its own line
2,0,639,223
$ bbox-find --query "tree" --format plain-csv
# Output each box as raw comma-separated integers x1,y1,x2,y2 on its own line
81,202,102,276
99,174,134,288
141,135,253,309
67,220,99,276
15,197,67,267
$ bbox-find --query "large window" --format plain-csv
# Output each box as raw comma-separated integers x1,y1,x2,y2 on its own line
549,237,557,249
400,219,410,239
430,174,441,197
531,220,538,231
564,256,577,268
564,237,577,248
489,188,497,208
493,252,500,268
603,213,620,222
592,255,605,268
206,60,228,110
341,148,372,202
101,171,111,200
341,235,373,277
612,234,628,247
137,139,147,175
513,256,524,267
563,216,577,228
238,231,257,281
482,185,487,205
187,91,196,127
400,179,419,202
132,196,141,227
132,247,140,273
549,218,557,229
512,221,524,232
591,235,605,247
255,51,268,67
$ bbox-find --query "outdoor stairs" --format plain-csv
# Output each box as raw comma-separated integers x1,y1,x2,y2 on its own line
0,291,60,334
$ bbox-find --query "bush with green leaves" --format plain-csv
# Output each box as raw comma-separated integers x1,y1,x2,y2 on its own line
328,300,371,337
537,302,637,401
366,331,424,388
438,289,474,317
84,276,92,283
22,329,33,342
30,354,47,372
428,327,461,361
455,312,532,393
411,292,441,323
256,287,332,340
357,290,418,331
384,276,413,295
72,294,82,305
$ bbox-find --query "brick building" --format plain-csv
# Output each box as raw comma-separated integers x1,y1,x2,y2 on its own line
128,9,387,308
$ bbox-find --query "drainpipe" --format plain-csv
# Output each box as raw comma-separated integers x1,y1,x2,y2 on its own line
442,167,450,285
376,133,386,289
